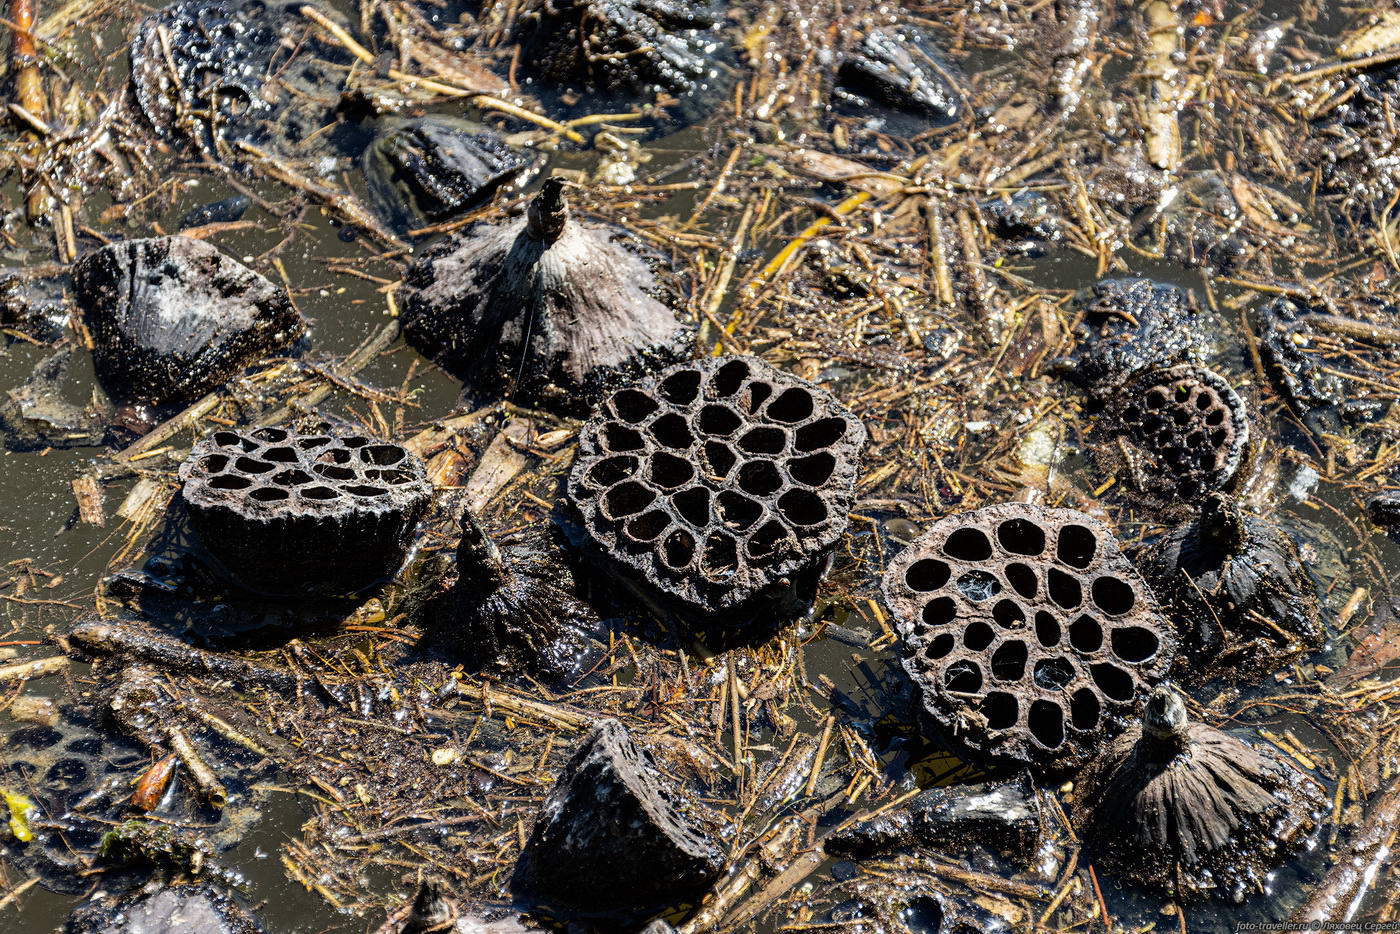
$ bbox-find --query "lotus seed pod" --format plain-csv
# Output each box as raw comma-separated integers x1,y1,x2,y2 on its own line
568,355,867,621
178,426,431,597
881,503,1177,774
512,0,736,130
1091,365,1250,515
400,179,695,417
128,0,351,156
1138,493,1323,683
362,116,543,234
512,719,723,919
1072,685,1326,902
72,237,305,406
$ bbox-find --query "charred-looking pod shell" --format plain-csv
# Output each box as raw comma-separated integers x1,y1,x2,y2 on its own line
178,426,431,597
1072,686,1325,902
72,237,305,406
1139,494,1323,683
881,503,1177,774
446,510,600,680
362,116,543,234
400,179,695,416
1057,278,1205,394
513,719,723,918
128,0,351,157
834,26,965,127
1091,365,1249,514
513,0,736,129
568,355,866,620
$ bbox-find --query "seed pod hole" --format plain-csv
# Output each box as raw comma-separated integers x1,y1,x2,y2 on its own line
906,558,951,593
997,518,1046,556
944,527,993,561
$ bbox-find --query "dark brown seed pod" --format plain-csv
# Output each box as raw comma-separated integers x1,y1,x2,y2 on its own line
1090,365,1249,515
513,0,736,129
512,718,723,919
1072,686,1325,902
128,0,350,157
178,426,432,597
1139,494,1323,683
444,510,600,679
881,503,1177,774
72,237,305,406
400,179,695,416
362,116,543,234
568,355,867,621
1056,278,1205,395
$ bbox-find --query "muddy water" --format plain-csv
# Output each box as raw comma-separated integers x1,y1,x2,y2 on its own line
3,0,1400,932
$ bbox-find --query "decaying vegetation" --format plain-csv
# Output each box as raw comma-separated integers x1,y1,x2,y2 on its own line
1,0,1400,932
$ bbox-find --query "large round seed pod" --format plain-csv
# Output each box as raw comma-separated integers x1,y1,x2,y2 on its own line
178,426,432,597
1139,494,1323,683
128,0,351,157
1071,686,1325,902
72,237,305,406
362,116,543,234
1090,365,1250,516
512,0,736,130
400,179,695,416
568,355,866,621
882,503,1177,774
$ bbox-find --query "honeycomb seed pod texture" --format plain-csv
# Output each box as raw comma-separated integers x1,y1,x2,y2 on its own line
882,503,1177,773
178,426,432,597
1095,364,1249,513
568,356,866,619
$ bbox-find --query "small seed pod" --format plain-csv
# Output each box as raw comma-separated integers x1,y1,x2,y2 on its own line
881,503,1177,774
443,510,600,680
513,0,736,129
362,116,543,233
400,179,695,416
513,719,723,919
1090,365,1250,516
1139,494,1323,683
178,426,432,597
72,237,305,406
568,355,867,622
1056,278,1205,395
1072,685,1325,902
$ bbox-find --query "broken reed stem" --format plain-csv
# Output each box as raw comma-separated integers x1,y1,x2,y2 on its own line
168,725,228,808
11,0,50,221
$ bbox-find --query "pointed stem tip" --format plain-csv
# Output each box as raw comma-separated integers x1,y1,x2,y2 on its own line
526,177,570,243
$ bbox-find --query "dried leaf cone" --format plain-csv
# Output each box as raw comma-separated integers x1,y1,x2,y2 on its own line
1072,687,1324,902
401,178,694,416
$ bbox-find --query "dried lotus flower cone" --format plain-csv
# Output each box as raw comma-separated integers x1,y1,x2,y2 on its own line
445,509,600,679
512,0,736,130
1139,493,1323,682
400,178,695,416
1072,685,1325,902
